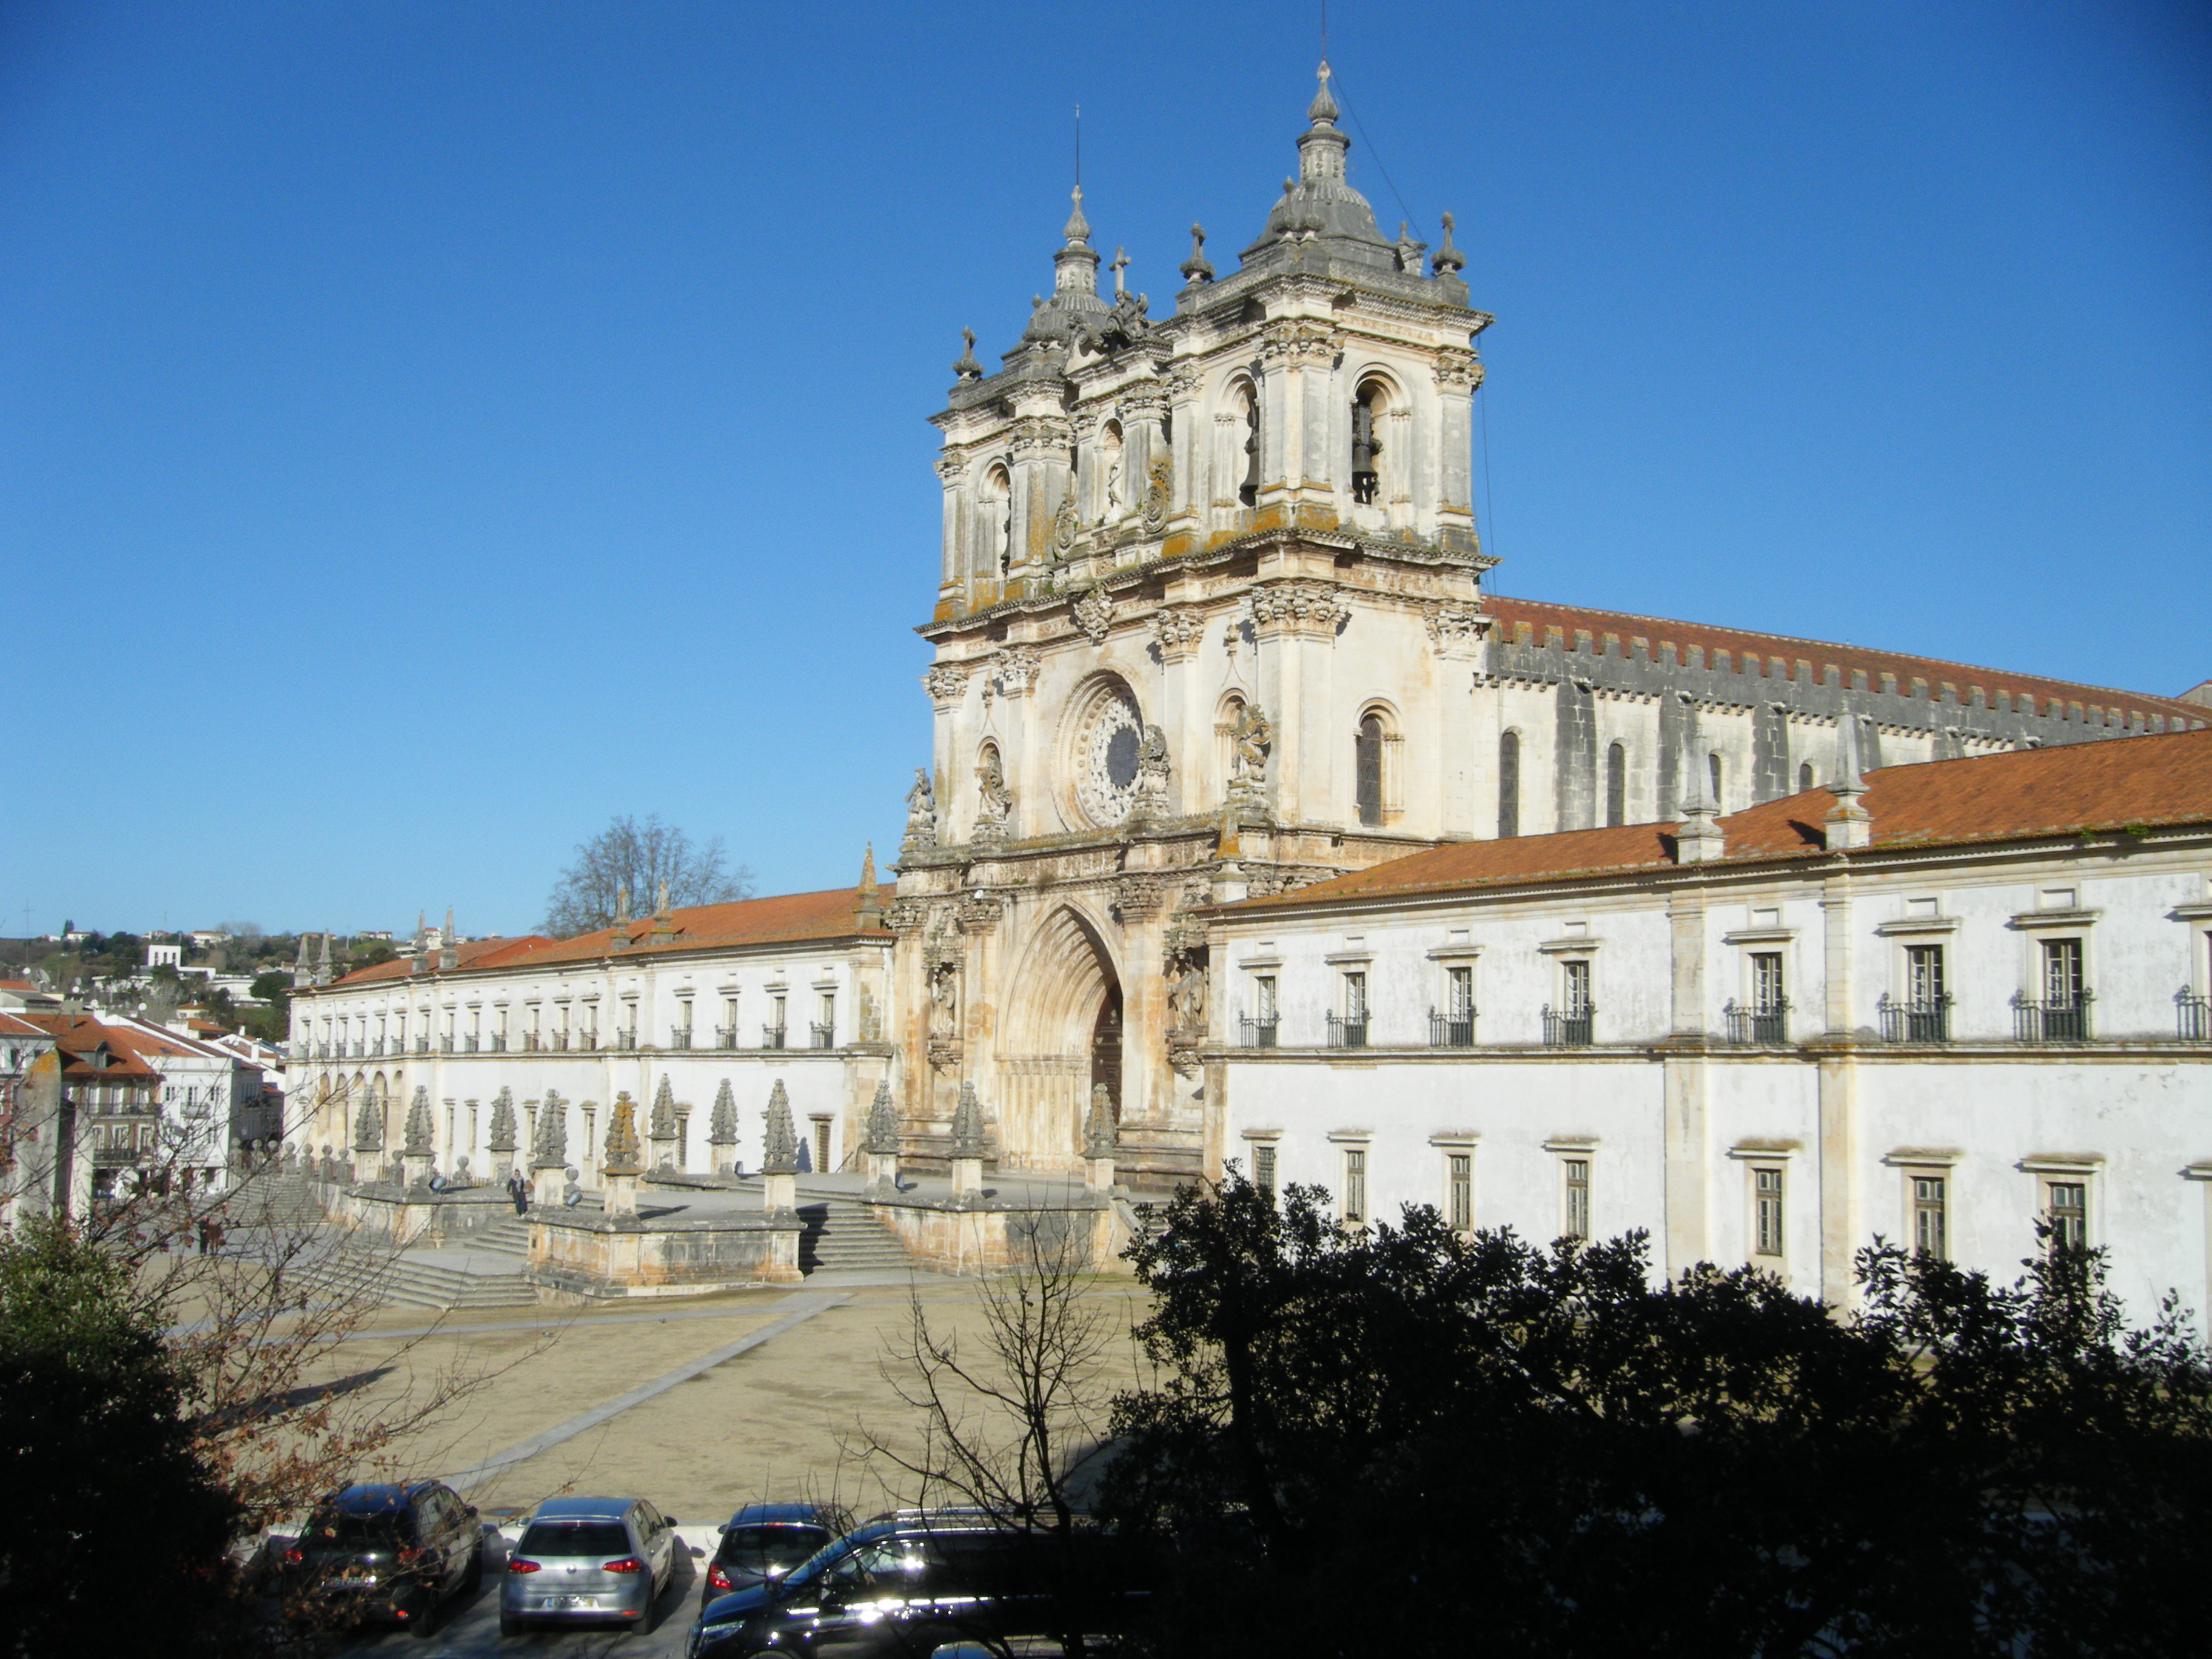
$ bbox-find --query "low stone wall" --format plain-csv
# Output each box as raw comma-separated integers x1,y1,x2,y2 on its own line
528,1210,802,1300
333,1183,515,1246
870,1193,1129,1277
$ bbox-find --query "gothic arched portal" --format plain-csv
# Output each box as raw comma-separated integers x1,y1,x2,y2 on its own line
997,903,1123,1170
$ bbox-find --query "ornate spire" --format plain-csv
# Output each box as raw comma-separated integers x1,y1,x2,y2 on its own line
708,1079,737,1145
534,1088,567,1168
950,1081,987,1161
1309,58,1339,125
403,1086,434,1156
1179,223,1215,285
864,1079,900,1156
1052,183,1101,299
761,1080,798,1175
1674,700,1725,863
1064,182,1090,245
488,1087,516,1153
651,1074,676,1139
1084,1084,1116,1158
602,1092,642,1176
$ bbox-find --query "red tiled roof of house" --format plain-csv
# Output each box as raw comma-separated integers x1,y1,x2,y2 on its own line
16,1014,166,1078
1228,725,2212,913
1486,596,2209,729
0,1011,49,1037
323,888,885,988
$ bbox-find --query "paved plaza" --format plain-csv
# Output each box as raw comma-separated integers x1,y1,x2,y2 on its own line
314,1264,1150,1656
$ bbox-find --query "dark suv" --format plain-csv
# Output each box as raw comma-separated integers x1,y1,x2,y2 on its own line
688,1513,1151,1658
700,1502,851,1609
284,1480,484,1636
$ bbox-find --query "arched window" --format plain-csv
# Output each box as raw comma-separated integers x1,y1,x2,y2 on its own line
1709,751,1724,810
1351,382,1385,505
1355,713,1385,826
1798,760,1814,792
1606,742,1627,826
1498,730,1521,838
1237,381,1260,507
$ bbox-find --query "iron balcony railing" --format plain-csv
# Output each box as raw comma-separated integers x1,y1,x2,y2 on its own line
1429,1008,1476,1048
714,1026,738,1050
523,1033,540,1053
370,1038,385,1057
1326,1013,1369,1050
578,1031,599,1052
809,1023,836,1050
615,1028,638,1050
414,1037,430,1055
1879,993,1952,1044
439,1036,454,1054
352,1041,365,1058
2013,991,2093,1044
668,1028,694,1050
762,1025,788,1051
1723,999,1791,1046
1238,1014,1279,1050
463,1034,480,1053
2176,991,2209,1042
491,1033,508,1052
1543,1005,1597,1047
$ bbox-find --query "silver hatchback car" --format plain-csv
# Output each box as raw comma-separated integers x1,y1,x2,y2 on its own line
500,1495,680,1635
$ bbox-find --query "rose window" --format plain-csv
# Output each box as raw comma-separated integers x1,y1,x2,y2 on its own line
1073,680,1145,827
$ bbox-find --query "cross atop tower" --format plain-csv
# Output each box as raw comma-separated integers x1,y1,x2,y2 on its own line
1109,247,1128,296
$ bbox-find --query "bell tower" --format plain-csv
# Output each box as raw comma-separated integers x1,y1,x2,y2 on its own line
893,65,1495,1187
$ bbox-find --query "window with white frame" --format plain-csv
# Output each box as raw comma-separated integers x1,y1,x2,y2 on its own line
1253,1142,1278,1204
1911,1174,1948,1258
1447,1152,1472,1232
1562,1158,1592,1240
2043,1178,2088,1252
1753,1165,1785,1257
1341,1147,1368,1225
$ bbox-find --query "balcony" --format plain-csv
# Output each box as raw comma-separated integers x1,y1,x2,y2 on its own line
668,1028,694,1051
809,1023,836,1051
1723,1000,1791,1046
1238,1015,1279,1050
1326,1013,1369,1050
439,1036,454,1054
2013,992,2093,1044
714,1027,738,1051
315,1042,331,1059
492,1033,508,1053
578,1031,600,1052
463,1034,480,1054
370,1038,385,1057
1879,994,1952,1044
523,1033,540,1053
551,1031,570,1053
1429,1009,1476,1048
351,1041,365,1059
2177,991,2210,1042
615,1028,638,1050
1543,1005,1596,1048
761,1025,788,1052
415,1038,430,1056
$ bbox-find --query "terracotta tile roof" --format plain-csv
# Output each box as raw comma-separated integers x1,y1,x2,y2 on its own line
1228,725,2212,913
321,887,885,989
0,1011,49,1037
17,1014,165,1079
326,936,558,988
1486,596,2209,729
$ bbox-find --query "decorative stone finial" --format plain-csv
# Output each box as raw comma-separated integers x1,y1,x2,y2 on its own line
1824,715,1874,850
353,1087,384,1153
1432,210,1466,276
602,1092,642,1176
651,1074,677,1139
654,879,669,917
864,1080,899,1156
1109,246,1128,296
950,1081,987,1160
953,326,982,381
402,1085,434,1156
438,908,458,970
1673,714,1726,865
534,1088,568,1168
761,1081,799,1176
1309,58,1339,125
488,1087,516,1152
1084,1085,1116,1158
1179,223,1215,284
1064,183,1090,245
708,1079,737,1145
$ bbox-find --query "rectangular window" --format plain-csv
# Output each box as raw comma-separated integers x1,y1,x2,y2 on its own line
813,1119,833,1175
1912,1175,1948,1258
1332,971,1369,1047
1253,1144,1276,1203
2043,937,2084,1005
1447,1153,1472,1232
1907,943,1945,1007
1244,974,1279,1048
1751,953,1784,1015
1447,965,1473,1021
1562,1159,1591,1240
1342,1148,1367,1224
2046,1181,2087,1252
1563,959,1592,1015
1754,1166,1784,1257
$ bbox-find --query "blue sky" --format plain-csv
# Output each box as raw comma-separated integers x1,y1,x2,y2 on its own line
4,1,2206,939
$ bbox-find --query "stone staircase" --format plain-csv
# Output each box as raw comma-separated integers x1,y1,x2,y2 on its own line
301,1244,538,1312
796,1195,918,1276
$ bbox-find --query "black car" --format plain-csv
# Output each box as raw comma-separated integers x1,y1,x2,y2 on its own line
700,1501,852,1609
688,1514,1151,1658
284,1480,485,1636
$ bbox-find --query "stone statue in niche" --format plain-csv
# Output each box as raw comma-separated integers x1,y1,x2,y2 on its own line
1232,702,1274,786
928,957,959,1034
1133,723,1171,814
1104,444,1124,515
975,748,1012,830
995,492,1013,575
1143,458,1171,532
1167,953,1207,1034
904,768,937,846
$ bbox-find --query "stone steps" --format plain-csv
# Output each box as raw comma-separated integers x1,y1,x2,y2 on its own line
797,1198,916,1275
302,1248,538,1311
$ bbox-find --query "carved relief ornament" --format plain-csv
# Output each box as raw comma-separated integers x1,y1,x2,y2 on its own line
1250,580,1347,637
922,663,971,706
1149,606,1207,659
990,646,1041,698
1072,586,1114,645
1422,600,1491,652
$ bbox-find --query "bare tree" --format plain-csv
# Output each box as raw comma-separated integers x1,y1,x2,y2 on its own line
541,813,754,937
856,1216,1121,1532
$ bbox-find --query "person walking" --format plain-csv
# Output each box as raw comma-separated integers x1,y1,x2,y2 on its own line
506,1167,528,1215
